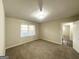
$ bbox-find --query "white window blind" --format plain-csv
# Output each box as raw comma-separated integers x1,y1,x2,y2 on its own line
21,24,36,37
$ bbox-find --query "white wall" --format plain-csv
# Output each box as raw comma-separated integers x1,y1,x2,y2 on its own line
0,0,5,56
6,17,39,49
73,21,79,53
40,17,77,44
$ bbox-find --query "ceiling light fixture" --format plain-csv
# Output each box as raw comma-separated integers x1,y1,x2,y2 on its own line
32,0,48,20
32,9,48,19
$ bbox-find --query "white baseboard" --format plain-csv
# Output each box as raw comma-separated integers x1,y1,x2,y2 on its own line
6,39,37,49
43,38,62,45
6,38,62,49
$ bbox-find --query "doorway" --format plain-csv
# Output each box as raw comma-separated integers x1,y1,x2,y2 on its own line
62,22,73,47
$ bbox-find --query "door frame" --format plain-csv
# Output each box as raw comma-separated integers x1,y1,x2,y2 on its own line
61,22,73,45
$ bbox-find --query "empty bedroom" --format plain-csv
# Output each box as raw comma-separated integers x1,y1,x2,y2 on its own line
0,0,79,59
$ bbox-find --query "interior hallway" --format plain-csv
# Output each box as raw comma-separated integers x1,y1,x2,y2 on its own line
6,39,79,59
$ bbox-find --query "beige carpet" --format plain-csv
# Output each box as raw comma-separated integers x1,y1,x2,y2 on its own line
6,39,79,59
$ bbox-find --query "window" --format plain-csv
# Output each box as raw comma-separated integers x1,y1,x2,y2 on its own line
29,25,35,36
21,24,35,37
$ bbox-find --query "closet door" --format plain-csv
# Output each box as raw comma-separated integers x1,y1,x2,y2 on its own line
73,21,79,53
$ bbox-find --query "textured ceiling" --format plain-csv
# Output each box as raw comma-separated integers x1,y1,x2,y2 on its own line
3,0,79,23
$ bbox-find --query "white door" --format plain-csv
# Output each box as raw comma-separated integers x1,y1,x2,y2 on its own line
73,21,79,53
